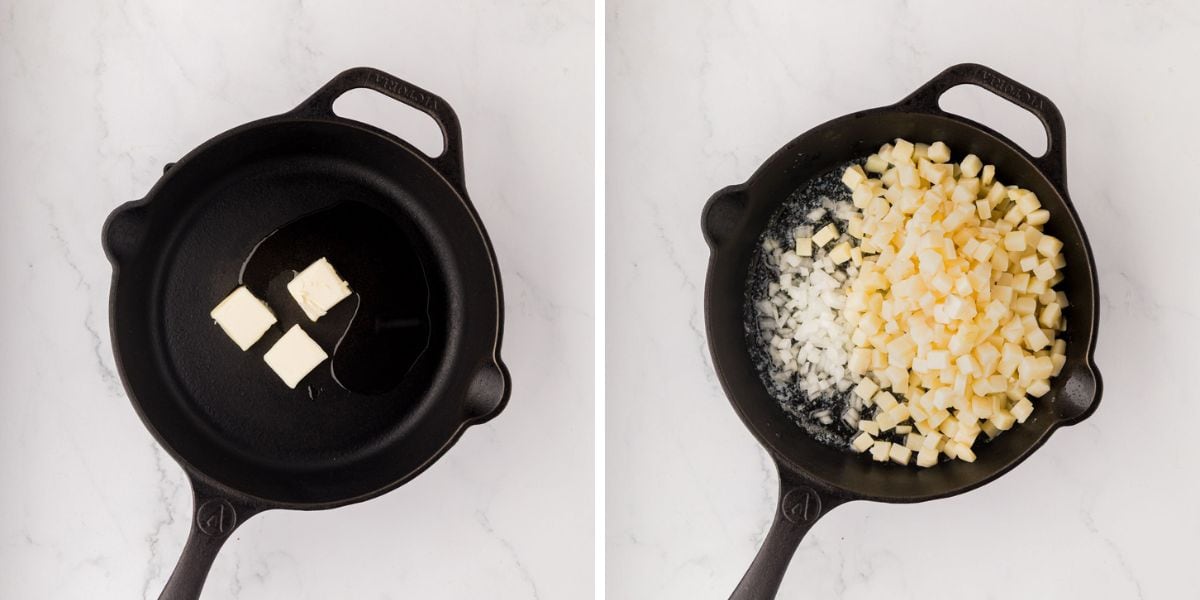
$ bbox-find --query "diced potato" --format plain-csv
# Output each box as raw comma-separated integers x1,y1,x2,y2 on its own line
1037,235,1063,257
854,377,879,402
1024,327,1051,352
1027,379,1051,397
865,154,889,174
1019,254,1040,272
874,391,899,411
859,420,880,436
1016,191,1041,215
876,410,898,431
852,432,875,452
829,242,853,265
871,441,892,462
813,223,839,247
905,433,925,451
795,237,813,257
990,410,1016,431
1010,398,1034,423
1013,295,1037,316
1039,302,1062,329
842,164,867,189
827,140,1068,469
927,141,951,163
1033,260,1056,281
1004,231,1026,252
892,139,915,162
960,154,982,178
1025,209,1050,226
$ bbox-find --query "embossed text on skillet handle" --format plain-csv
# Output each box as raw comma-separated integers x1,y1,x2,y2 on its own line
157,476,266,600
729,469,849,600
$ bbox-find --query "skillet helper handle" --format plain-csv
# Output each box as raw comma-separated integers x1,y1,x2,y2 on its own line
729,470,844,600
158,477,264,600
898,63,1067,182
293,66,468,195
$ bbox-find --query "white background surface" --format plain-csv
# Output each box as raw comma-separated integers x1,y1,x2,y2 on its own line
607,1,1198,599
0,1,593,598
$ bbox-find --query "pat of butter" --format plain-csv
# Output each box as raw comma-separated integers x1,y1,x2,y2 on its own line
210,286,277,350
287,258,352,321
263,325,328,388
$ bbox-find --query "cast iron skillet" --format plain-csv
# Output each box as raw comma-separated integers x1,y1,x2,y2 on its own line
102,67,510,599
702,64,1101,599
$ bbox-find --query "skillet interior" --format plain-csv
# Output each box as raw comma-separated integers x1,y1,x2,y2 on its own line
706,110,1099,502
105,118,502,505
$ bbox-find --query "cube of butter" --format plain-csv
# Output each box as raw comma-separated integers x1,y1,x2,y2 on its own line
287,257,353,321
210,286,277,351
263,325,329,388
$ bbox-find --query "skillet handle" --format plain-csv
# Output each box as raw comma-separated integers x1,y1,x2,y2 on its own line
158,476,265,600
729,467,847,600
897,63,1067,183
293,67,468,195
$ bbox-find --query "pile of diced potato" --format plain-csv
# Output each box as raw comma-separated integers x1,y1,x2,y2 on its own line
829,140,1068,467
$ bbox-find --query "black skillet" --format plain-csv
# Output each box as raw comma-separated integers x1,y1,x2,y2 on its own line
702,64,1102,599
102,67,510,599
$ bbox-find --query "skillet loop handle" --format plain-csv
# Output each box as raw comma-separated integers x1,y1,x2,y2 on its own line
158,476,265,600
898,63,1067,182
294,67,468,195
729,469,845,600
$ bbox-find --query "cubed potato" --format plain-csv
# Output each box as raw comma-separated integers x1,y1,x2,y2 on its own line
1039,302,1062,329
889,444,912,465
1016,191,1041,214
1019,254,1040,272
1027,379,1051,397
1033,260,1056,281
871,441,892,462
865,154,889,173
829,242,853,265
1011,398,1034,423
960,154,982,178
859,420,881,436
850,432,874,454
1004,231,1026,252
1037,235,1063,257
916,447,939,467
1025,209,1050,226
990,410,1016,431
927,141,951,163
854,377,879,402
842,164,867,189
874,391,899,411
813,223,839,247
1024,327,1051,352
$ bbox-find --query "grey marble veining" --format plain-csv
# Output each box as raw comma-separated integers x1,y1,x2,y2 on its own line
606,1,1199,598
0,1,594,598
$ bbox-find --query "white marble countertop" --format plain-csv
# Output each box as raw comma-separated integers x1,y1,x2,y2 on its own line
0,1,593,598
607,1,1199,598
